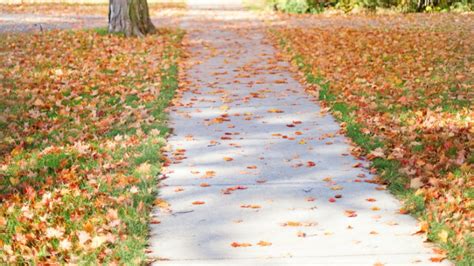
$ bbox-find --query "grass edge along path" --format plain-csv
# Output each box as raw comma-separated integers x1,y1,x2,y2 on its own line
269,29,472,265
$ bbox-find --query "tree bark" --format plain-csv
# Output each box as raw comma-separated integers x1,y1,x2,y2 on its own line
108,0,155,37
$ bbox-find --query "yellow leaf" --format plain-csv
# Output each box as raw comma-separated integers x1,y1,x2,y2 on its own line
268,108,284,113
438,230,449,243
9,177,20,186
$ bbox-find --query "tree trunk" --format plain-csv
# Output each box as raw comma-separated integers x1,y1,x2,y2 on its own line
108,0,155,37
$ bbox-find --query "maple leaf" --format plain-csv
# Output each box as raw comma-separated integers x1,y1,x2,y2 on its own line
77,231,91,246
282,221,316,227
46,228,64,239
231,242,252,247
222,186,247,194
91,236,107,249
241,204,261,209
155,198,170,209
257,241,272,247
367,147,384,160
53,236,70,250
202,171,216,178
344,210,357,217
414,221,429,234
437,230,449,243
267,108,284,113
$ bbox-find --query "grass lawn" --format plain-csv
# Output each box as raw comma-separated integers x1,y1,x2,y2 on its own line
270,14,473,264
0,27,183,264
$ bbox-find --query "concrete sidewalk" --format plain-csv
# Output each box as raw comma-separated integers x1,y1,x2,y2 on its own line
148,1,448,265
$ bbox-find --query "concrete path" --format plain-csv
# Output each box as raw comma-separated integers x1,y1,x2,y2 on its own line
148,1,448,265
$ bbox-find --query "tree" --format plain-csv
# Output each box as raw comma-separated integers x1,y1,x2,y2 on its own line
108,0,155,37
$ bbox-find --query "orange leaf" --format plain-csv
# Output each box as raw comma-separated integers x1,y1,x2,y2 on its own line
344,210,357,217
202,171,215,178
268,108,284,113
257,241,272,247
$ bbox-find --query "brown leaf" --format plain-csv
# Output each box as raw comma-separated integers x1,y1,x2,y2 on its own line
240,204,261,209
231,242,252,247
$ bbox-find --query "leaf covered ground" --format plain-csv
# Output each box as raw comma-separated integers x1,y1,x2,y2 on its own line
0,28,182,264
270,13,473,263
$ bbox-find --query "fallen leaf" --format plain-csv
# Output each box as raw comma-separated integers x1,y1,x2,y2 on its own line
414,221,429,234
241,204,261,209
231,242,252,248
257,241,272,246
268,108,284,113
202,171,216,178
429,257,446,263
282,221,316,227
344,210,358,217
155,198,170,209
437,230,449,243
222,185,247,194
